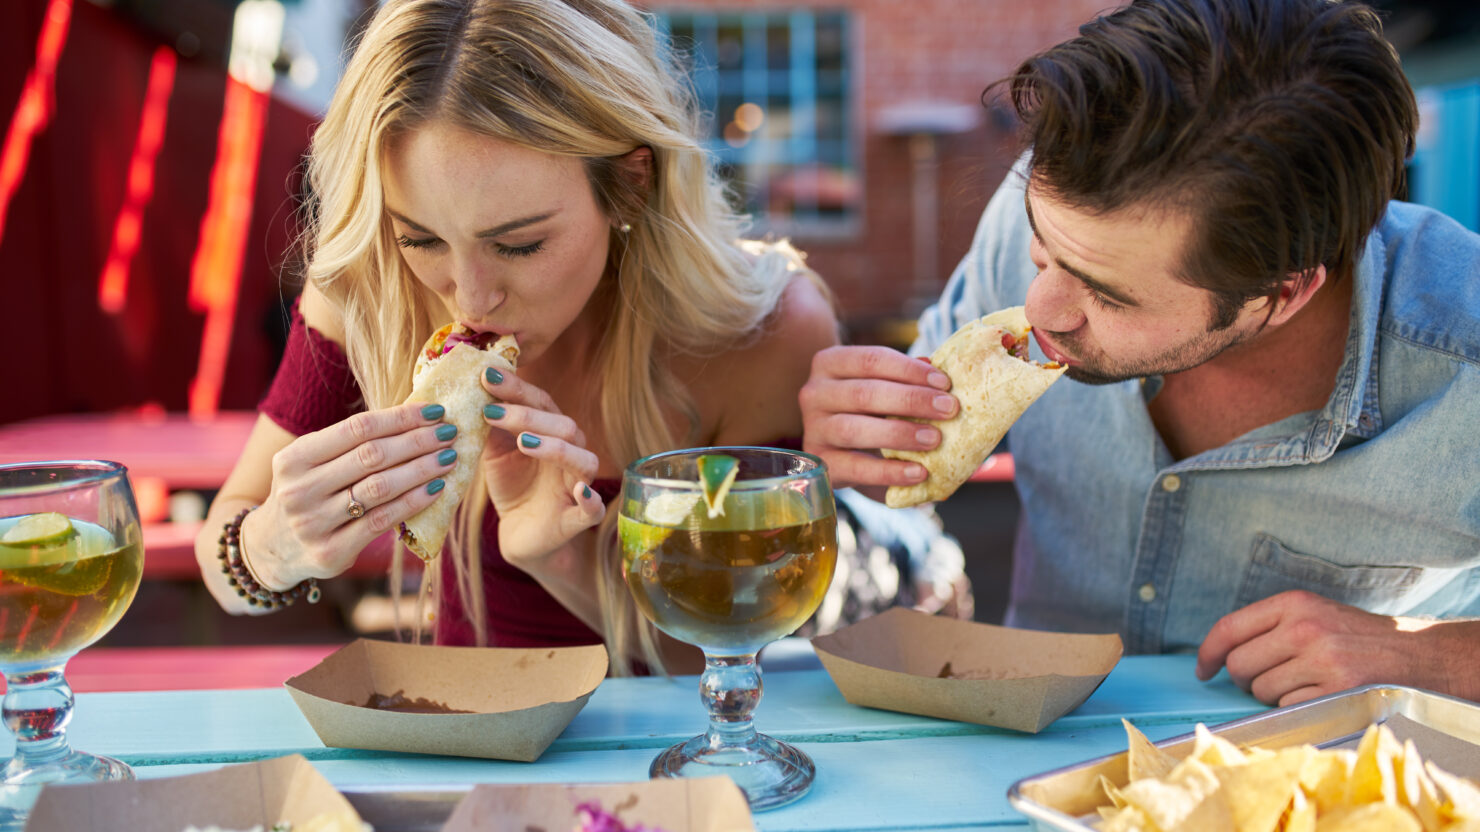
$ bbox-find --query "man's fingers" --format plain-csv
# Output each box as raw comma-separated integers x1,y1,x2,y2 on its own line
813,345,949,388
809,447,926,490
812,413,942,455
1195,594,1290,680
804,377,957,423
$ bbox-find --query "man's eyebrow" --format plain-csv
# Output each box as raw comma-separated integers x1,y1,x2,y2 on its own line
1023,192,1140,308
386,210,555,239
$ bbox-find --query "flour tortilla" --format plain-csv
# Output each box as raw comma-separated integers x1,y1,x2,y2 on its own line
399,325,519,561
882,307,1064,508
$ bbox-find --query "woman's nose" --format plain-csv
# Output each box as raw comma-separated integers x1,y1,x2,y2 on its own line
451,255,504,320
1024,264,1085,335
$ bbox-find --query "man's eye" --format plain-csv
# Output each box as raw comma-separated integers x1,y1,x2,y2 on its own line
396,234,440,250
497,241,545,259
1087,290,1122,311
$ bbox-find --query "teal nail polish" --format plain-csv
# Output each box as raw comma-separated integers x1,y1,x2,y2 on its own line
484,404,505,420
520,433,542,449
437,448,457,466
435,423,457,441
420,404,444,420
427,478,445,495
582,484,593,499
485,367,504,385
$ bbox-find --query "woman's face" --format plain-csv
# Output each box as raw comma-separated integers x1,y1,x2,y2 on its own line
383,121,613,364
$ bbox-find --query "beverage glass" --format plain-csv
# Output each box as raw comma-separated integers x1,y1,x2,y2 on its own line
619,447,837,811
0,461,144,826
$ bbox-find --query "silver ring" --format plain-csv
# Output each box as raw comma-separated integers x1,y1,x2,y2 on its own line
346,487,366,520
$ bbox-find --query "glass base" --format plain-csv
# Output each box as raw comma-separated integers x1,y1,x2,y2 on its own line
649,732,814,812
0,752,133,831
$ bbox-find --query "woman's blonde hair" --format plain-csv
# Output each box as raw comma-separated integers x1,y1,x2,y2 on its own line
303,0,816,674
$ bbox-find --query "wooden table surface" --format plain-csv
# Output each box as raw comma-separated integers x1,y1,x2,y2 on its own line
0,411,256,491
1,652,1264,831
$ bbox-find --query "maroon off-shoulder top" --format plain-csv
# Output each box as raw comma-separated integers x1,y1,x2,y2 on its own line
259,303,607,647
258,305,801,649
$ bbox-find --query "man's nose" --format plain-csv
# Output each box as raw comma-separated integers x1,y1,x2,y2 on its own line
1024,267,1085,334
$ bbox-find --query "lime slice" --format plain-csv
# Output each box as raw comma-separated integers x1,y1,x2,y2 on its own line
697,454,739,519
644,492,701,526
11,552,115,597
0,512,76,547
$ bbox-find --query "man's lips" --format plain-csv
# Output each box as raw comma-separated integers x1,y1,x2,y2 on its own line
1033,331,1075,365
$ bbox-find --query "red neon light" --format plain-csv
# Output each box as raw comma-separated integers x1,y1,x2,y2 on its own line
188,76,269,418
0,0,73,244
99,46,177,315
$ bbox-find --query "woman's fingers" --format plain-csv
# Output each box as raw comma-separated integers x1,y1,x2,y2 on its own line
281,403,445,476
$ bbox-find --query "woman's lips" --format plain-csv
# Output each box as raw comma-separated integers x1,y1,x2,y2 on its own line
1033,332,1075,365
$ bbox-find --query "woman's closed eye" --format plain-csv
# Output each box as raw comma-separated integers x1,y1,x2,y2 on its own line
497,240,544,259
396,234,441,251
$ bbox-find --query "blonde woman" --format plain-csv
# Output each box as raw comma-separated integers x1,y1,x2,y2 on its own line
194,0,840,675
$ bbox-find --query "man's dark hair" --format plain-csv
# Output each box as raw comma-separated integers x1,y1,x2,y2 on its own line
1005,0,1417,327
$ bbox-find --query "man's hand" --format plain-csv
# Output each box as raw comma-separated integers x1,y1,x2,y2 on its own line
799,345,958,491
1195,590,1480,706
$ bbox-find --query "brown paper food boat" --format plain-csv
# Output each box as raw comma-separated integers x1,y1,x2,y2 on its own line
441,778,755,832
24,754,362,831
811,607,1122,733
284,639,607,762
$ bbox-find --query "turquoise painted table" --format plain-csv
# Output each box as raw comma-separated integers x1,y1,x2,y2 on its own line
3,654,1263,830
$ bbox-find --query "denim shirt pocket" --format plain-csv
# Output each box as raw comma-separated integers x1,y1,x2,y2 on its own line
1237,533,1431,615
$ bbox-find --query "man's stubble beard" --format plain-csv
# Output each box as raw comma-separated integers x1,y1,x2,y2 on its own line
1056,321,1253,386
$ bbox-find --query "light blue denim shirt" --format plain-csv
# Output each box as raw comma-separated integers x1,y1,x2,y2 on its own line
913,164,1480,653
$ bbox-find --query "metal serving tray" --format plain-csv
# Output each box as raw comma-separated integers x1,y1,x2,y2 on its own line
343,787,468,832
1005,684,1480,832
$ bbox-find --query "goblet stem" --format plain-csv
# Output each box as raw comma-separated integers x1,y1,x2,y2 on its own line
699,653,761,751
2,665,76,775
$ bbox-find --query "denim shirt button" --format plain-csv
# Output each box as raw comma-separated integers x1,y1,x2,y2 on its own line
1137,583,1157,603
1161,474,1182,492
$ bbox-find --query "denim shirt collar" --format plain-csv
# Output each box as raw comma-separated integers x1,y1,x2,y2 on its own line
1151,228,1387,472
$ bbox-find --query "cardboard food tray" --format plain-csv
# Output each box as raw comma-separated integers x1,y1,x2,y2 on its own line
1005,684,1480,832
285,639,607,762
25,754,361,831
811,607,1123,733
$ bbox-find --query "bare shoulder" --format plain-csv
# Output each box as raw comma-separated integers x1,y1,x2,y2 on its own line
698,269,842,444
298,282,348,346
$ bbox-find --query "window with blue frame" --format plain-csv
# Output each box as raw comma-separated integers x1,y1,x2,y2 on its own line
653,9,859,235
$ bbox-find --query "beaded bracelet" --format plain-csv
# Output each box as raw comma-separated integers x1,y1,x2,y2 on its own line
218,506,321,609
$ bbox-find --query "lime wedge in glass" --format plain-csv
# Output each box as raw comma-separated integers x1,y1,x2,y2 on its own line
697,454,739,519
0,511,76,547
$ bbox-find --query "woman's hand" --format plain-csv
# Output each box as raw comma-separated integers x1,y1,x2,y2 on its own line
477,366,606,567
242,402,459,589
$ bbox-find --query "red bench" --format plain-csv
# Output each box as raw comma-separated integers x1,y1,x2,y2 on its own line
8,644,342,693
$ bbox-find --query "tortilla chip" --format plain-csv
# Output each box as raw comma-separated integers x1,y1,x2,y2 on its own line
1313,803,1421,832
1427,761,1480,821
883,307,1064,508
1125,718,1179,782
399,328,519,562
1347,724,1403,807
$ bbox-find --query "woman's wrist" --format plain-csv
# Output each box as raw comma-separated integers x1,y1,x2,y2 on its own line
220,507,320,609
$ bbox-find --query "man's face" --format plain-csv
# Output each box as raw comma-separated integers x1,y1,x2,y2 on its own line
1023,182,1263,385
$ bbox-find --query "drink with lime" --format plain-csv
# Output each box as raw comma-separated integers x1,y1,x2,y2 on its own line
619,447,837,811
0,461,144,827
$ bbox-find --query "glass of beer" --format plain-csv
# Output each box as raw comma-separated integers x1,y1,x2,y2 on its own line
0,461,144,824
619,447,837,811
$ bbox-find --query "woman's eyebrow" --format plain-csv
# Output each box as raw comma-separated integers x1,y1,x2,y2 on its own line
385,210,555,238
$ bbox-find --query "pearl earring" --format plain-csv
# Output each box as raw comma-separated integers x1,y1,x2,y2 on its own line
618,222,632,233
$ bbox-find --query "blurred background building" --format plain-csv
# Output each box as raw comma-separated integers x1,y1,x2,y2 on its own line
0,0,1476,642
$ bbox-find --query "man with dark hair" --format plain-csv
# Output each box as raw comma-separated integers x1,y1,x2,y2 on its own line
802,0,1480,706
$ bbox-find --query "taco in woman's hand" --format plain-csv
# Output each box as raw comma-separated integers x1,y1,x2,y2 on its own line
882,306,1064,508
399,324,519,561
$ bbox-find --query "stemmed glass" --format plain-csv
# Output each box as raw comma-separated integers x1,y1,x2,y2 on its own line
0,461,144,826
619,447,838,811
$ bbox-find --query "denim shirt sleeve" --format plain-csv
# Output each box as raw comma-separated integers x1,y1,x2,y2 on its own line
912,154,1038,358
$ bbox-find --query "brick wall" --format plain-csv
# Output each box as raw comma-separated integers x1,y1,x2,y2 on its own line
640,0,1108,345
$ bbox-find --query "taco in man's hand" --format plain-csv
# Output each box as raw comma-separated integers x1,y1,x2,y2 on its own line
398,323,519,562
882,306,1064,509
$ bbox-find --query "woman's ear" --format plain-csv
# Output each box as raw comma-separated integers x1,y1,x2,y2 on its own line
616,146,653,192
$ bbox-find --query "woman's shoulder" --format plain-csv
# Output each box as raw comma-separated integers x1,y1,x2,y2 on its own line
687,243,840,443
298,282,348,346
